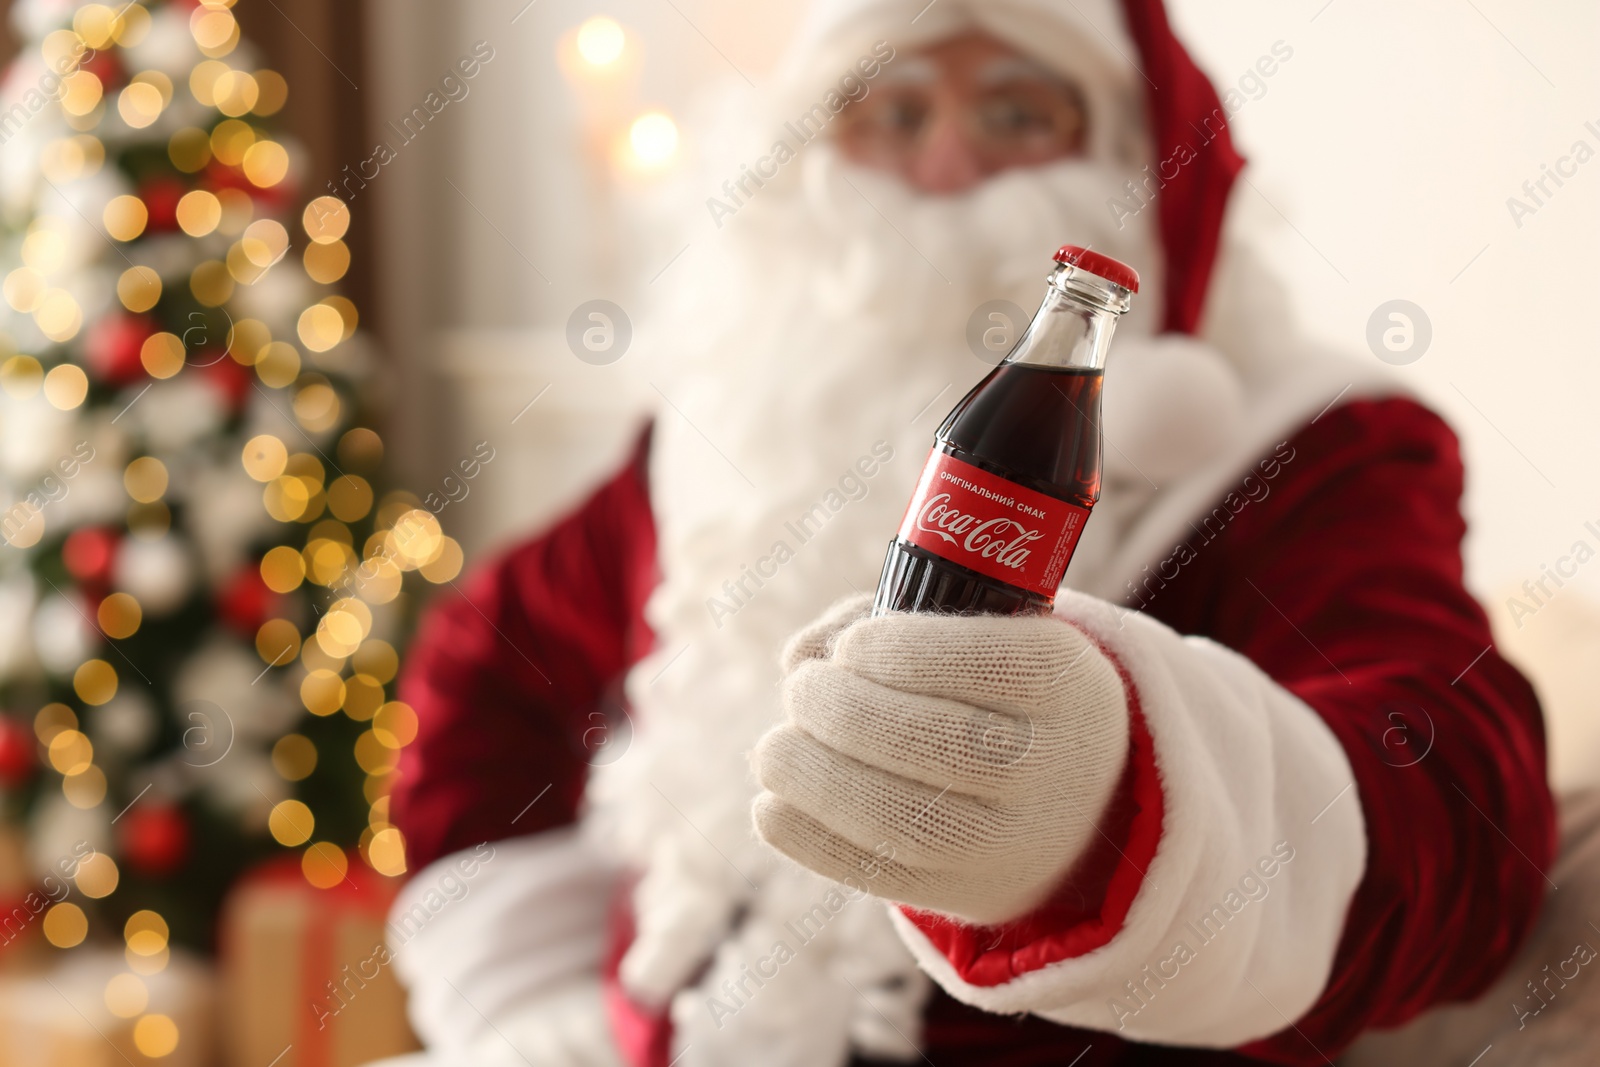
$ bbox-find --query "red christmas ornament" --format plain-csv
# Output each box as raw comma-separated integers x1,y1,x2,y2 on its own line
202,161,293,216
217,565,278,636
79,51,123,92
249,177,294,217
118,802,191,876
199,354,251,410
202,160,252,195
62,527,119,586
84,312,152,386
0,716,35,788
140,177,186,234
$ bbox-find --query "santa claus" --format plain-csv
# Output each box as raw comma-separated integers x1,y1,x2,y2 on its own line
380,1,1565,1064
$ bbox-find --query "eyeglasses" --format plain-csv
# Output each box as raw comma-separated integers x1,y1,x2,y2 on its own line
835,77,1088,170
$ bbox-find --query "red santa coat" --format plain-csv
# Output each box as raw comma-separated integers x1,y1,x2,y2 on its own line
392,392,1555,1065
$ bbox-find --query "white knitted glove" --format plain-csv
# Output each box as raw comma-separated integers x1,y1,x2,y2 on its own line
752,595,1131,925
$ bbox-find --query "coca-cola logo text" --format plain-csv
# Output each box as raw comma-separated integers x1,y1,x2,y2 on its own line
914,493,1043,571
896,450,1091,598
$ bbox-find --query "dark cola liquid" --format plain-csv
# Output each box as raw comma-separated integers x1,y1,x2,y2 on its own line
874,364,1103,616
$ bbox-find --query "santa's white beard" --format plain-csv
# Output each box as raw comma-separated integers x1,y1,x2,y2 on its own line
580,148,1162,1065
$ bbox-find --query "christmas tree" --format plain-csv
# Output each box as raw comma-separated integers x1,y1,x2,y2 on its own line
0,0,450,976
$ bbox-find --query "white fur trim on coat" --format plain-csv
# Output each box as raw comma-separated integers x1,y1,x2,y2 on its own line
890,590,1368,1046
388,830,620,1057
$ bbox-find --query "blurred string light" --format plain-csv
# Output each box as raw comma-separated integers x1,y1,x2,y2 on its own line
0,28,485,1059
576,16,626,67
1,0,447,1000
104,972,148,1018
628,111,679,168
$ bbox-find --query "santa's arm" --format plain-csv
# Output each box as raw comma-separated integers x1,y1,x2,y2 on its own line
1215,398,1555,1059
846,399,1552,1057
390,426,655,862
886,583,1365,1050
386,428,655,1056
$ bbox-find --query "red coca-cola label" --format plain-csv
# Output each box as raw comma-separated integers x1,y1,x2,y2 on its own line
896,450,1091,598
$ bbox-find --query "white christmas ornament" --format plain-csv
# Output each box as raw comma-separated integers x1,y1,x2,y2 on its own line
113,534,195,616
173,639,301,743
137,377,225,454
138,233,211,286
8,0,70,47
117,1,200,79
231,261,316,329
0,574,39,683
31,593,96,675
90,691,160,756
27,792,111,881
0,393,76,481
59,169,133,273
186,465,274,583
195,749,285,820
52,465,127,531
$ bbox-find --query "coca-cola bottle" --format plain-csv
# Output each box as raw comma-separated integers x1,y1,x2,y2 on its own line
873,244,1138,617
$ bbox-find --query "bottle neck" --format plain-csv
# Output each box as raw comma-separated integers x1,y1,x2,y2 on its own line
1004,263,1131,372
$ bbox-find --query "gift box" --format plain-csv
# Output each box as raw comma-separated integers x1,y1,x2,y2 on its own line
0,823,47,975
0,948,214,1067
220,852,420,1067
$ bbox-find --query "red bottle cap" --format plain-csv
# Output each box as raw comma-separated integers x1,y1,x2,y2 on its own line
1053,245,1140,293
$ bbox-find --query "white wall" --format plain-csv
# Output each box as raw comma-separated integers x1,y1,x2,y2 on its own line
1168,0,1600,615
372,0,1600,607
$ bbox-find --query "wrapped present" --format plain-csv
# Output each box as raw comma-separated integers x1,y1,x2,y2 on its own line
220,852,420,1067
0,824,49,976
0,948,213,1067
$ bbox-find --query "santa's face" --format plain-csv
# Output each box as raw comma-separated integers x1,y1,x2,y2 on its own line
834,30,1091,195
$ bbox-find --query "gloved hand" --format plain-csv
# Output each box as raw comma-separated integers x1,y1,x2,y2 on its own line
752,594,1130,925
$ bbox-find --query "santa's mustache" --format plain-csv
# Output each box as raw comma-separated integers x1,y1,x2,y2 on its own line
648,143,1162,385
791,144,1161,323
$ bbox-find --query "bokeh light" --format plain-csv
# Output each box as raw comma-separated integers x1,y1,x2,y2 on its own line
255,618,302,667
141,332,186,379
43,902,88,948
576,16,626,66
74,851,120,898
43,363,88,408
132,1014,180,1057
98,593,143,639
628,111,679,167
48,729,94,775
105,973,149,1018
302,842,348,889
272,734,318,781
73,659,118,705
176,190,222,236
268,799,314,846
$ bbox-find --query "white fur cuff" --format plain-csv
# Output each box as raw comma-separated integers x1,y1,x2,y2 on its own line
891,591,1366,1047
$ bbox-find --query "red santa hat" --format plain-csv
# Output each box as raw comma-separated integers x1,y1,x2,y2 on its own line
777,0,1245,336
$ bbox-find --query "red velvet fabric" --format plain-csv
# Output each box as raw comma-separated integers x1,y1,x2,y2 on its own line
389,428,657,866
1116,0,1246,335
391,399,1553,1065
